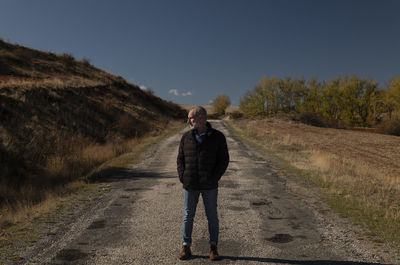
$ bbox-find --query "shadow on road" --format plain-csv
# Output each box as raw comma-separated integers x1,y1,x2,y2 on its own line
86,166,175,183
190,255,394,265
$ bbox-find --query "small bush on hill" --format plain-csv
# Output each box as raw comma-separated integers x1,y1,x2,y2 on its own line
81,57,92,68
229,110,243,119
292,111,326,127
377,118,400,136
61,53,75,70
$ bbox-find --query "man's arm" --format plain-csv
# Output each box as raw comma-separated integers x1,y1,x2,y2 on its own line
177,135,185,183
214,132,229,181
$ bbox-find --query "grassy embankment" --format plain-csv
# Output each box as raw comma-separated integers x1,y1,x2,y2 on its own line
0,38,186,229
0,120,185,225
226,118,400,250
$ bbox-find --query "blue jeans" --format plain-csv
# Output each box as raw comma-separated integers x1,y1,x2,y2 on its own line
182,188,219,246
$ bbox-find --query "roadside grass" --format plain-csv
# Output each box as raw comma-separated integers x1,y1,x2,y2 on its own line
86,120,185,180
0,180,97,264
225,118,400,251
0,121,185,263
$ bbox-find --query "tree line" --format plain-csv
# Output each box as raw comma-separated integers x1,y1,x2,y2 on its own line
239,75,400,128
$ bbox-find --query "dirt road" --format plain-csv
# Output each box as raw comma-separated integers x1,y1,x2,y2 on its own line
15,121,398,264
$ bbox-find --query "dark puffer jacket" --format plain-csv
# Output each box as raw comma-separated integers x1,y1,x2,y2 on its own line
177,122,229,190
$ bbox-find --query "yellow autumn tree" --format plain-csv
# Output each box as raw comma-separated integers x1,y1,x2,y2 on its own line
212,94,231,114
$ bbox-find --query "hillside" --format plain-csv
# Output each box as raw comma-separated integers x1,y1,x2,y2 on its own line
0,39,186,206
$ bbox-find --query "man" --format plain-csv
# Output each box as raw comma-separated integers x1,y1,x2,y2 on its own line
177,106,229,261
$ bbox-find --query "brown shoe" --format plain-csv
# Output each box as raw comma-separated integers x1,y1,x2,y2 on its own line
210,245,220,261
178,245,192,260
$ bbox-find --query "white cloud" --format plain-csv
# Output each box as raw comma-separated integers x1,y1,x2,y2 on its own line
168,89,179,96
182,91,192,96
209,99,213,104
168,89,193,97
139,85,147,90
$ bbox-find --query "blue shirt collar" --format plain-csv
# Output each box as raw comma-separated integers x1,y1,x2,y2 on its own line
194,129,207,144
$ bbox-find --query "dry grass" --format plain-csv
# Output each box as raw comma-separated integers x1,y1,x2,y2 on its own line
0,181,85,227
0,179,102,263
227,118,400,248
0,76,103,90
0,120,185,229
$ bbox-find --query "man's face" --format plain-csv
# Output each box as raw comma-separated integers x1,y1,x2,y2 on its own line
187,110,203,129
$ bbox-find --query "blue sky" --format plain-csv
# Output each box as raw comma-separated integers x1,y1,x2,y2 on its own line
1,0,399,106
